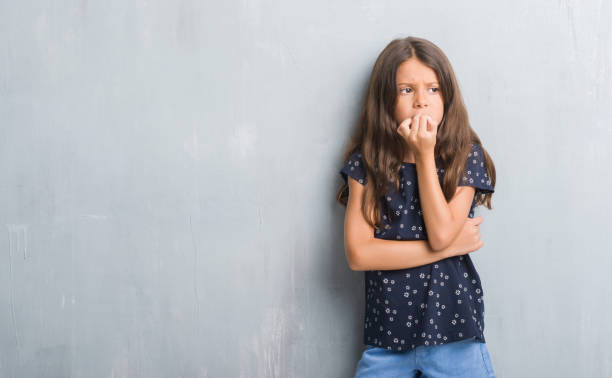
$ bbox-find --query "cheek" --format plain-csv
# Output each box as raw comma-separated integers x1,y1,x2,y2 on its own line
435,100,444,119
394,104,408,122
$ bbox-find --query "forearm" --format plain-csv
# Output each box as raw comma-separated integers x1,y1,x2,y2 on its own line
351,237,451,271
415,153,455,250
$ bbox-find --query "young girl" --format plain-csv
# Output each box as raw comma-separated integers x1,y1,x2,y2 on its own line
337,36,497,377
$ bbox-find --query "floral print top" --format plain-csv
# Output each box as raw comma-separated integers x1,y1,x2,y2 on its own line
340,143,495,351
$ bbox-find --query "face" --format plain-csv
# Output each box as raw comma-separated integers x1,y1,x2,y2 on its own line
394,57,444,129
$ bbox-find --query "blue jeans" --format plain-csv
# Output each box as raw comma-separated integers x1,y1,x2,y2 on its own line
354,336,496,377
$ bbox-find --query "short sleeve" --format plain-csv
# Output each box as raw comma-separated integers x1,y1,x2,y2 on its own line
458,143,494,194
339,151,367,185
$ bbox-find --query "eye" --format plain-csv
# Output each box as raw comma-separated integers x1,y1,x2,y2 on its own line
399,87,439,94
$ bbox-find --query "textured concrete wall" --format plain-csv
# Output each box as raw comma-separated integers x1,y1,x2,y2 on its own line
1,1,611,377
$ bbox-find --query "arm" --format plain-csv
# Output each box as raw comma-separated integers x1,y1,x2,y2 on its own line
414,152,475,252
344,176,453,271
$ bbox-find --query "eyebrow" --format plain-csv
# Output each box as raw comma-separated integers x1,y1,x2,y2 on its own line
397,82,439,86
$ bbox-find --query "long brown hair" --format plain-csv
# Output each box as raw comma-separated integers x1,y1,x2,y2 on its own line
336,36,496,231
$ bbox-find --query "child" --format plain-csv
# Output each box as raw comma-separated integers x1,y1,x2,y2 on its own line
337,36,497,377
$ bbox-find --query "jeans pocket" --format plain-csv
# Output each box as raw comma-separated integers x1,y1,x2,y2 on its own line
478,343,496,377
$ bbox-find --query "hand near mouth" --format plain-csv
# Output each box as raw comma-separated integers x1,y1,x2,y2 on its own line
396,113,437,161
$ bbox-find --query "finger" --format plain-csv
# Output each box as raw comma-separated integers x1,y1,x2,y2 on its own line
472,216,484,225
421,116,432,135
420,114,428,132
397,117,411,136
426,116,433,133
429,116,437,134
411,114,421,136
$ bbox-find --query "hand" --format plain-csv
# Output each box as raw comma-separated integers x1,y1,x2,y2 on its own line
396,113,438,160
442,216,484,258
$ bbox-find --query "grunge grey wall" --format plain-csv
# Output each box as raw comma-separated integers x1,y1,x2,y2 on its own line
1,1,611,377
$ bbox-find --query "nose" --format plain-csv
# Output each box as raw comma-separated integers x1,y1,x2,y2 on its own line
414,88,428,108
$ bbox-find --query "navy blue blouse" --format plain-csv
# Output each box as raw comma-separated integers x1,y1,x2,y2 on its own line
340,143,494,351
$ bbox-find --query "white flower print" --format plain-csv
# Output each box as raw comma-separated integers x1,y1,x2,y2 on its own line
340,150,489,352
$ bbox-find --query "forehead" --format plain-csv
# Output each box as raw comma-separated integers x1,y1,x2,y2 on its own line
396,58,439,83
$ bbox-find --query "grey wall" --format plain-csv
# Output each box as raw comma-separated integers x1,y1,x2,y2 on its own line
1,1,611,377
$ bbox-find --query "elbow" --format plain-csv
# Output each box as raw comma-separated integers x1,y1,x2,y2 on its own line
346,246,365,271
348,260,363,271
428,232,450,253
